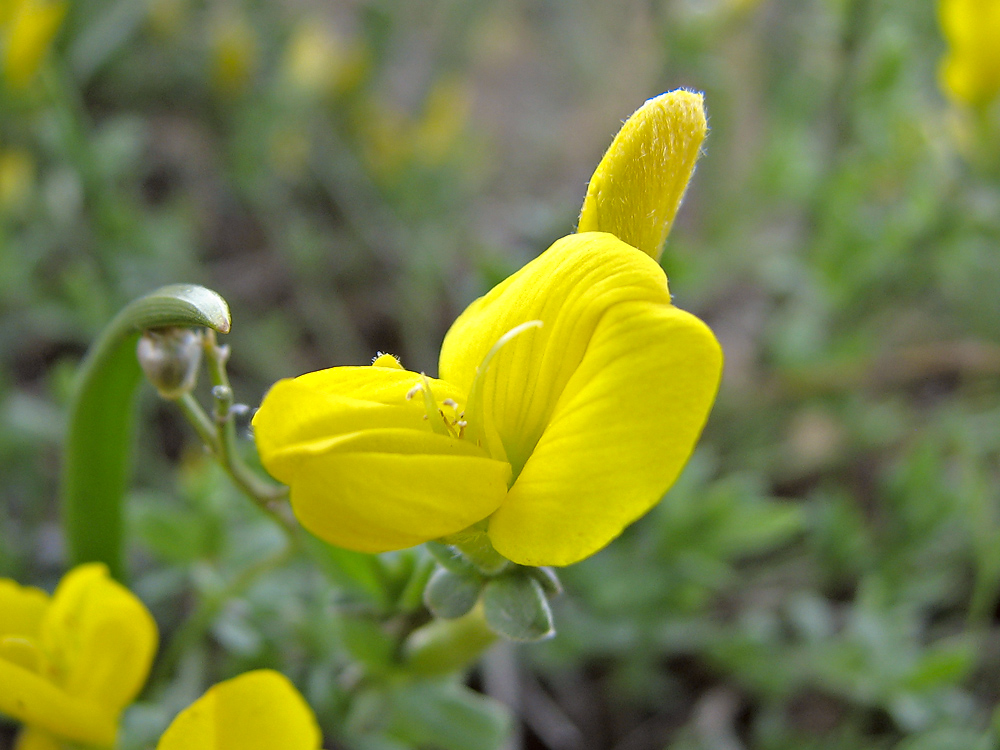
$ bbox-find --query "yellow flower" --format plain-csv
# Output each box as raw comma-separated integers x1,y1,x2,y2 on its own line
209,11,257,96
253,90,722,567
282,22,343,97
938,0,1000,107
0,148,35,212
1,0,66,89
157,670,321,750
0,563,158,749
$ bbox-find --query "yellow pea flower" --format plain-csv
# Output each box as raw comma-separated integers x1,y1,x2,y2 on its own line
253,90,722,567
157,670,321,750
938,0,1000,107
0,563,158,749
0,0,66,90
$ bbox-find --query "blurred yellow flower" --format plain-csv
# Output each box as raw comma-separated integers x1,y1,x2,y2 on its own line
283,22,343,97
157,670,321,750
0,148,34,212
359,76,472,177
0,563,158,749
147,0,190,41
413,76,473,166
253,90,722,567
209,11,257,96
938,0,1000,106
0,0,66,89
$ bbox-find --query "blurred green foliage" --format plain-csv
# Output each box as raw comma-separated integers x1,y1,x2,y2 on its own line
4,0,1000,748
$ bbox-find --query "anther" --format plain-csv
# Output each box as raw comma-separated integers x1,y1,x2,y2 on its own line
405,383,423,401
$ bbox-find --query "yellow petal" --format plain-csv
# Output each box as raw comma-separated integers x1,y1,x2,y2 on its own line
488,301,722,566
253,365,509,551
0,637,43,672
577,90,707,260
39,563,158,715
279,428,510,552
938,0,1000,105
157,670,321,750
0,579,48,640
0,659,116,746
253,365,467,478
440,232,674,477
2,0,66,89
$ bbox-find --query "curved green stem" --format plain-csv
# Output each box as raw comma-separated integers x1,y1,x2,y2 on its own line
61,285,230,580
199,331,294,536
175,392,219,453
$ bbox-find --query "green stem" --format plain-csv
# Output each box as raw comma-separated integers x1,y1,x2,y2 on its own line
174,392,219,453
397,555,437,612
199,331,294,537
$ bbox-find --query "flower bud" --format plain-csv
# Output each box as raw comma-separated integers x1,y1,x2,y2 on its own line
137,327,203,399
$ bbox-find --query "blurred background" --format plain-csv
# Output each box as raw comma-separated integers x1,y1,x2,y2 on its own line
4,0,1000,748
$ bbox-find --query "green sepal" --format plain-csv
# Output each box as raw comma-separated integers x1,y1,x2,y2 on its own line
482,572,554,642
425,541,477,575
423,567,483,619
439,525,508,576
525,565,563,596
60,284,231,580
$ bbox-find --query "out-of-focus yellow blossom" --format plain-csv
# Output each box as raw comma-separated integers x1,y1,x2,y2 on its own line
209,11,257,96
413,76,473,166
359,101,412,176
157,670,321,750
938,0,1000,107
284,23,340,96
147,0,190,41
0,148,34,212
0,0,66,89
0,564,158,749
282,21,369,98
359,77,472,177
253,90,721,567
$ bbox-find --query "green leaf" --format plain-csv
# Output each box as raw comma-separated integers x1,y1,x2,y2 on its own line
302,532,392,610
60,284,230,580
130,492,222,563
386,680,512,750
482,572,554,642
904,643,975,691
338,617,397,674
